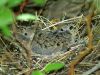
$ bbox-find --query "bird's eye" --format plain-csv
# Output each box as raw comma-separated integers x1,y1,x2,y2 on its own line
60,28,64,31
24,32,27,36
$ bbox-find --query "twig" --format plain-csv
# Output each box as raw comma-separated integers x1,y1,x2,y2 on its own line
16,0,29,15
82,62,100,75
41,15,83,30
68,4,95,75
17,68,32,75
39,16,53,30
57,50,74,61
0,37,13,61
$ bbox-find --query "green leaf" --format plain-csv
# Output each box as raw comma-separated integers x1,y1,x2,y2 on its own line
42,62,65,73
17,14,39,21
7,0,23,7
31,70,45,75
0,6,14,27
0,0,7,6
32,0,47,6
1,26,11,36
0,6,13,36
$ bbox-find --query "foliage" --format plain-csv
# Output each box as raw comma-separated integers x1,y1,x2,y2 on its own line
0,0,46,36
0,0,8,6
32,0,47,6
32,62,65,75
31,70,45,75
7,0,24,8
0,7,13,26
42,62,65,73
0,0,23,36
17,14,39,21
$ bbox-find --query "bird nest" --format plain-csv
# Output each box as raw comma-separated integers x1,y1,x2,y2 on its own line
0,15,100,75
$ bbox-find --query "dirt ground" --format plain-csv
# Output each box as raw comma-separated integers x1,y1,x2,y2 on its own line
0,0,100,75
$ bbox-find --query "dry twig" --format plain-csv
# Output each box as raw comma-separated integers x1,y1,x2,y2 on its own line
68,4,95,75
82,62,100,75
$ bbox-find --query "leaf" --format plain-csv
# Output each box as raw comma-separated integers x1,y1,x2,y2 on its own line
17,14,39,21
31,70,45,75
0,6,14,27
1,26,11,36
7,0,23,7
42,62,65,73
32,0,47,6
0,6,13,36
0,0,7,6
